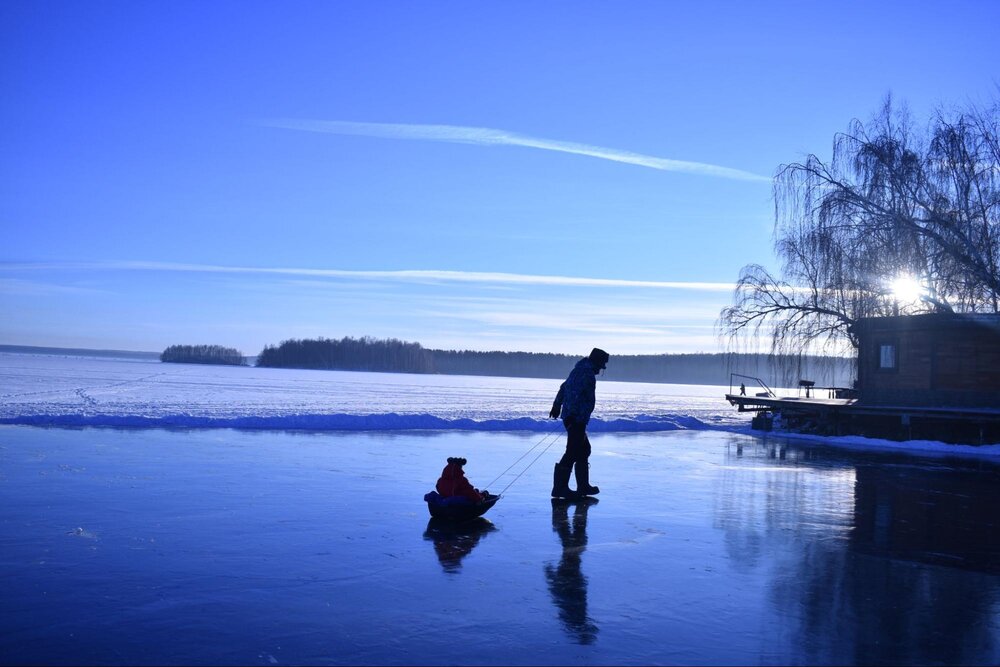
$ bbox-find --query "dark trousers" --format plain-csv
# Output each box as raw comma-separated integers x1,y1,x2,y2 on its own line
558,420,591,467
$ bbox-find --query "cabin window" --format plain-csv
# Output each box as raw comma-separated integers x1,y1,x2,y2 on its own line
878,342,897,371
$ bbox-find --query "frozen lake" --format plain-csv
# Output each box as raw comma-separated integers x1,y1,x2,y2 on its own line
2,427,999,665
1,353,999,665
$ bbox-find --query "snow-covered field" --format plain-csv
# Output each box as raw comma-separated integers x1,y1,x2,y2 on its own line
0,351,744,430
2,351,998,458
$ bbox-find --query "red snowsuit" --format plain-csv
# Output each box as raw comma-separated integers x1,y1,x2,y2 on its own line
436,461,483,502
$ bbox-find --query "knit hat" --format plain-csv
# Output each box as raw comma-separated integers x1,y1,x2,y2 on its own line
589,348,609,369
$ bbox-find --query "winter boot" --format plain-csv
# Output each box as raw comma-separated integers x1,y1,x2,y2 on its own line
574,462,600,496
551,462,577,498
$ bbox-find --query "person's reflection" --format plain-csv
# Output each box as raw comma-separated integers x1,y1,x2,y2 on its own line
423,517,496,574
545,497,599,644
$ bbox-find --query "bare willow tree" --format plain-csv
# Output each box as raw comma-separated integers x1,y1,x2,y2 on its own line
720,95,1000,360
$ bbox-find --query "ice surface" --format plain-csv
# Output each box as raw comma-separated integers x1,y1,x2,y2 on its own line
1,427,997,665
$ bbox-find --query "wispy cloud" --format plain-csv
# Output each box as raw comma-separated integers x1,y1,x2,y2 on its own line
0,278,110,297
257,119,771,183
416,294,726,327
1,261,738,292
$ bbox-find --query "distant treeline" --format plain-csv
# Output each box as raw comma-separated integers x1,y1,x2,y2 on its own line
256,336,433,373
253,336,854,387
161,344,246,366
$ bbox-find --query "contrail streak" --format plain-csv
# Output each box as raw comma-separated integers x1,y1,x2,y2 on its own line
258,119,770,183
1,261,738,292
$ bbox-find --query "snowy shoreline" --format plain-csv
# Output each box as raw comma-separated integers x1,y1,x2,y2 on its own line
0,411,720,432
3,351,999,458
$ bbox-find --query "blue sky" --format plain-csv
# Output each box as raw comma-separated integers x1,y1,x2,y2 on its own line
2,1,998,356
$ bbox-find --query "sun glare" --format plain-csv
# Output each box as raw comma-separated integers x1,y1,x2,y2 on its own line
889,275,924,304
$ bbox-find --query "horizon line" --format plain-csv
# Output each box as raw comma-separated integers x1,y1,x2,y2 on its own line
0,342,851,359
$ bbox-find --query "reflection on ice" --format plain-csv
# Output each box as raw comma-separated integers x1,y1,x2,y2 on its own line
545,497,599,645
852,464,1000,574
719,437,1000,665
422,518,497,573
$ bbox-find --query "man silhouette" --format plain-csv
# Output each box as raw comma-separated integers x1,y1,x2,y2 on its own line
549,348,609,498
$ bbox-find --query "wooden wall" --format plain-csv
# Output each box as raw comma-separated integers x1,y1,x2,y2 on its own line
855,314,1000,407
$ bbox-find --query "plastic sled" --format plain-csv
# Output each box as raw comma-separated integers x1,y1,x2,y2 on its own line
424,491,500,521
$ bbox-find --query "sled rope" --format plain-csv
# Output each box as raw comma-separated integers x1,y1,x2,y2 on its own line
486,421,564,496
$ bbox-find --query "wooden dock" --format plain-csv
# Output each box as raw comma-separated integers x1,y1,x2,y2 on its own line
725,393,1000,445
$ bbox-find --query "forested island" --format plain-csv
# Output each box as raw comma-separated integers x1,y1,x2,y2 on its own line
3,340,851,385
255,336,853,387
161,344,246,366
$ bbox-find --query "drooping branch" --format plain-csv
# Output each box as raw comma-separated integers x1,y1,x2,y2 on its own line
719,96,999,360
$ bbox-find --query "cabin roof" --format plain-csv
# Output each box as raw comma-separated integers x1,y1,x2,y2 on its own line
850,312,1000,334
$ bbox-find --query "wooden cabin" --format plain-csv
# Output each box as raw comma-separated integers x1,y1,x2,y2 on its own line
851,313,1000,408
727,312,1000,444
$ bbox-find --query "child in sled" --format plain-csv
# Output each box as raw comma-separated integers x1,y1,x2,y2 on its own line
436,457,489,503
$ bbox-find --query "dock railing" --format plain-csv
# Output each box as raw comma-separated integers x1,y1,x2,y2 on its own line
730,373,776,399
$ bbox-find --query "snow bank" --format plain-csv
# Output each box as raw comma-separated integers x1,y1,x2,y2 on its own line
0,411,719,432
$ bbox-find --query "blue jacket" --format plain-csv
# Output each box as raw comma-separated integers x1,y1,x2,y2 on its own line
553,357,598,425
